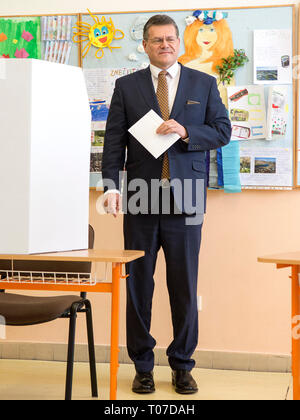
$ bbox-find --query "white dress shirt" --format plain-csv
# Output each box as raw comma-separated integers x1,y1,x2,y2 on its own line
149,61,181,114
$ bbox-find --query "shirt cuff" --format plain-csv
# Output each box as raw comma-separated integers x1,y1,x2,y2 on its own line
181,137,189,144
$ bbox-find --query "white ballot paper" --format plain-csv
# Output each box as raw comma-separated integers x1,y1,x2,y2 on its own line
128,109,180,158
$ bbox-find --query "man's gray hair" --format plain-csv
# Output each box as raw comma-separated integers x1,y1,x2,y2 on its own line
143,14,179,40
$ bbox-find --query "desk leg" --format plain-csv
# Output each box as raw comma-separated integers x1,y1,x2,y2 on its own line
291,265,300,400
110,262,121,400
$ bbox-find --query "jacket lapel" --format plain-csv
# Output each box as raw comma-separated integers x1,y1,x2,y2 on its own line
135,66,161,117
170,64,190,120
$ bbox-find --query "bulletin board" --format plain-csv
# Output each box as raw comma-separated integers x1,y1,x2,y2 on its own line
0,7,296,190
78,5,296,191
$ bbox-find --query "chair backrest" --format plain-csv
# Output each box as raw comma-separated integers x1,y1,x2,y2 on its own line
0,225,95,276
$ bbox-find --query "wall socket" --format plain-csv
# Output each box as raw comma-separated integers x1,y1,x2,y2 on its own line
197,296,202,311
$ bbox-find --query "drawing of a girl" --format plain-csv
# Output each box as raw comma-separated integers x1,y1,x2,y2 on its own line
178,10,234,103
178,10,235,188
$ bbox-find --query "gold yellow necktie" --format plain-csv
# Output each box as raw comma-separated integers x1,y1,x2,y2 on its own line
156,70,170,180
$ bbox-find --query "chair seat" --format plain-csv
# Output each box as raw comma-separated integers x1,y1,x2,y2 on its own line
0,293,84,326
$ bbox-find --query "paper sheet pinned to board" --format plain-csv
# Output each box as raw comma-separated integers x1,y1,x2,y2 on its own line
253,29,292,85
128,109,180,158
0,59,6,79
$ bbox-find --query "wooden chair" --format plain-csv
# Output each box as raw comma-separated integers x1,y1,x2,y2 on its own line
0,225,98,400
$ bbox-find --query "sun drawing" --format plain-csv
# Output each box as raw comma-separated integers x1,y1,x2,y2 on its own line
72,9,125,59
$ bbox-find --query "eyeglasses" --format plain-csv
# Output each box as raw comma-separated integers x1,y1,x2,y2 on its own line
147,37,178,45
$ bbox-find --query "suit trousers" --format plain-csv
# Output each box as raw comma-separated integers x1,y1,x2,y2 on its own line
123,188,203,373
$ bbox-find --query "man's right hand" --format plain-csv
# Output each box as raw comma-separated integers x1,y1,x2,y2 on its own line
103,192,121,218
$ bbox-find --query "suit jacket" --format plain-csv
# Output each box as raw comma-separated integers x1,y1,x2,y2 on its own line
102,63,231,214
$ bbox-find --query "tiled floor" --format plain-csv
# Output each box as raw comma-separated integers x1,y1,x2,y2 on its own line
0,359,293,400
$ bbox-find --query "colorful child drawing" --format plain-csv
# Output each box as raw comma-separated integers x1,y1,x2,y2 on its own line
0,17,41,59
178,10,234,104
73,9,124,59
179,11,235,188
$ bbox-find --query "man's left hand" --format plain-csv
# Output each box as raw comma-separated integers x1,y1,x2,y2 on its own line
156,119,188,139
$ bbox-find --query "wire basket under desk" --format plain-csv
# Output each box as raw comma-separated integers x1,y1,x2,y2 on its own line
0,270,98,286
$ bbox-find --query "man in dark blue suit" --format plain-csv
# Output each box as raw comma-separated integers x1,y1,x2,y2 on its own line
102,14,231,394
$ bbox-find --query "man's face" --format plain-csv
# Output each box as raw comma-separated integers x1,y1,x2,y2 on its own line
143,24,180,70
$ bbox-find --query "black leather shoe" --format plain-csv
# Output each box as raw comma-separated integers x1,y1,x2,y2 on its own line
172,370,198,394
132,371,155,394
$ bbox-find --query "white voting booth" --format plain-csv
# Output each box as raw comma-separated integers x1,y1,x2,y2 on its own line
0,59,91,254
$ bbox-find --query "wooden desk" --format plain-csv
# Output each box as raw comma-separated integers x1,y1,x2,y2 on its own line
0,249,144,400
258,251,300,400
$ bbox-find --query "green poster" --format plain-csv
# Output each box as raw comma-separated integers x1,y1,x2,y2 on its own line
0,17,41,59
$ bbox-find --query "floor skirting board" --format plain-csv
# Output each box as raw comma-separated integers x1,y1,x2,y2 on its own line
0,342,291,373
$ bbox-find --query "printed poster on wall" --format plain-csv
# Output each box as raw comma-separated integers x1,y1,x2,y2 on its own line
240,147,292,187
253,29,292,85
83,67,139,103
266,85,289,140
227,85,267,141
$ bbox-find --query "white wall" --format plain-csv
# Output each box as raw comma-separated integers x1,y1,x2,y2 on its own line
0,0,297,16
